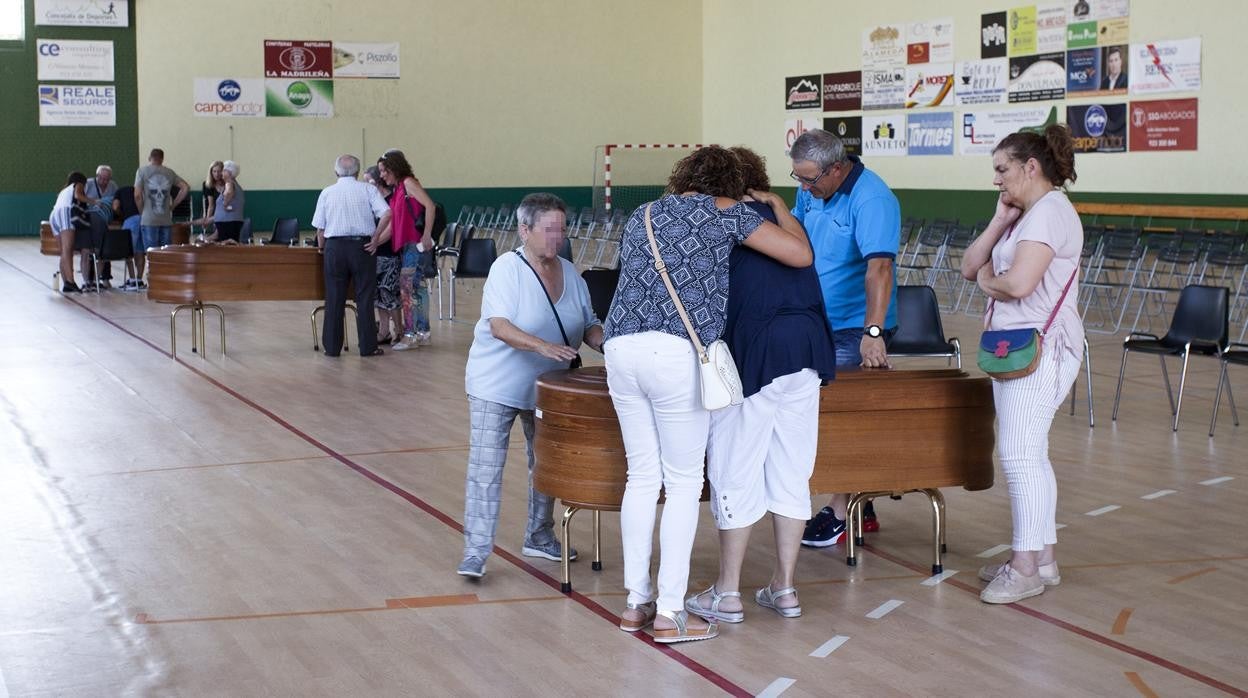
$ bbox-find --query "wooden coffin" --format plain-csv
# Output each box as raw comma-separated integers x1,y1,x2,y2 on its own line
146,244,326,304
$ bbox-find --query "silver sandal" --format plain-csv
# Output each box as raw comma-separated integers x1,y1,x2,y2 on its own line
684,585,745,623
653,609,719,644
755,585,802,618
619,600,657,632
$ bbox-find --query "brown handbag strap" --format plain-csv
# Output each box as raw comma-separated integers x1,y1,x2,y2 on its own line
644,203,708,362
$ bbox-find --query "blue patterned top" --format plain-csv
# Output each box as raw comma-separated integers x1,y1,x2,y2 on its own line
603,193,763,344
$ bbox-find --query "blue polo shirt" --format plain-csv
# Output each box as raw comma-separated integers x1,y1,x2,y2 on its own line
791,156,900,331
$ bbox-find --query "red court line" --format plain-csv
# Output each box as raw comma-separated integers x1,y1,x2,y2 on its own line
5,260,750,698
861,543,1248,697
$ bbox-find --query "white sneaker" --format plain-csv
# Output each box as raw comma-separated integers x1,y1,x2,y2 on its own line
980,564,1045,604
391,338,414,351
978,561,1060,586
415,331,432,346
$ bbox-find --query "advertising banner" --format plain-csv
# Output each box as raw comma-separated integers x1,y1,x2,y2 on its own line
956,58,1008,105
36,39,113,81
332,42,400,79
38,84,115,126
906,18,954,64
959,106,1056,155
1068,103,1127,153
1036,4,1067,53
1007,6,1037,57
862,68,907,110
981,12,1008,59
193,78,265,117
907,112,955,155
1066,48,1101,94
862,113,908,157
34,0,127,27
1067,21,1098,48
822,71,862,112
1008,52,1066,102
824,116,863,156
264,40,333,79
905,63,953,108
265,79,333,117
784,117,820,156
1097,17,1129,45
1129,98,1197,151
1129,38,1201,95
1070,0,1131,23
863,24,905,70
784,74,822,110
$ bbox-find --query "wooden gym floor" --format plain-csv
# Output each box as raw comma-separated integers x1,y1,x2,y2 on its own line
0,238,1245,697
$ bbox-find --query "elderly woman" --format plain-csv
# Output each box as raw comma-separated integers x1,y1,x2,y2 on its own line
604,146,812,643
205,161,245,244
50,171,90,293
363,165,402,344
458,192,604,579
960,124,1084,604
687,147,836,625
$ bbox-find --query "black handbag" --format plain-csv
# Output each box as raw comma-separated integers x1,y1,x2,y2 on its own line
514,250,582,369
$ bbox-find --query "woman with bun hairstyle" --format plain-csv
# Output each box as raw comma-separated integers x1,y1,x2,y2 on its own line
961,124,1085,604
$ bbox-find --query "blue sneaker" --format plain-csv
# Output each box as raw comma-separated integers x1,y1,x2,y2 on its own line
801,507,846,548
457,556,486,578
522,538,578,561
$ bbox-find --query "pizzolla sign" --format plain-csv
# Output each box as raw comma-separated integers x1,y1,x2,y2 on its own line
264,40,333,79
193,78,265,117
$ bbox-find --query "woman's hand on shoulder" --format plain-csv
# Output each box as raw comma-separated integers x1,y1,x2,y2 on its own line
747,189,784,209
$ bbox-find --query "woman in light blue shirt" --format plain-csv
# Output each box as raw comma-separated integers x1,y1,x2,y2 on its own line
458,193,604,579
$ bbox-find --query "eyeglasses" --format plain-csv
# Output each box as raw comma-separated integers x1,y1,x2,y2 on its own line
789,163,834,186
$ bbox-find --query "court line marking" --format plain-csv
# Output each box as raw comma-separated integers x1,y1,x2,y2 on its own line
977,544,1011,558
1112,608,1133,635
1166,567,1217,585
1085,505,1121,517
860,543,1248,698
134,594,484,625
100,444,475,476
1125,671,1160,698
1055,523,1068,530
865,600,903,619
1200,476,1234,486
1140,489,1177,500
809,636,850,658
755,677,796,698
921,570,959,586
6,264,752,698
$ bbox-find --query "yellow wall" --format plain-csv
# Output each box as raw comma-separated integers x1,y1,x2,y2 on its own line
136,0,702,190
703,0,1238,195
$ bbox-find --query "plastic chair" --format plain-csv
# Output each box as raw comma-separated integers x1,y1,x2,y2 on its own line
442,237,497,320
90,227,134,292
1208,342,1247,436
1112,285,1230,432
581,267,620,324
264,217,300,246
886,285,960,368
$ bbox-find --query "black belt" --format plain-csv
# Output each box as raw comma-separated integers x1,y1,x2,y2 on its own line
327,235,371,241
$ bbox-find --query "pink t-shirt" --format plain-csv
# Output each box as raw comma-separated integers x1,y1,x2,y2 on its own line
988,190,1085,359
389,179,426,249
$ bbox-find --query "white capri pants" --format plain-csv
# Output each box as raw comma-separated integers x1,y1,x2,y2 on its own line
605,331,709,614
707,369,820,530
993,343,1081,552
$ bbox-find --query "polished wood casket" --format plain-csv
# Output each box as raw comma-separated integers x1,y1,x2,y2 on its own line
147,244,326,303
41,222,190,256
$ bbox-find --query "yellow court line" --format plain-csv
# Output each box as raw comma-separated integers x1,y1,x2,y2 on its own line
1125,671,1160,698
1112,608,1133,635
1166,567,1218,585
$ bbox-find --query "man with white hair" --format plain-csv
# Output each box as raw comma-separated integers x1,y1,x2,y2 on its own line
82,165,120,289
312,154,392,357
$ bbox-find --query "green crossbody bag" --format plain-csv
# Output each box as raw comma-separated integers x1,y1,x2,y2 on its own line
978,267,1077,380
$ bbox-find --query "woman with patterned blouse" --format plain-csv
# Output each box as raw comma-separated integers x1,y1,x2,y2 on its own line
603,146,813,643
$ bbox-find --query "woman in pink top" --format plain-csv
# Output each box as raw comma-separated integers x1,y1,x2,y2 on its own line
960,124,1085,605
374,149,436,350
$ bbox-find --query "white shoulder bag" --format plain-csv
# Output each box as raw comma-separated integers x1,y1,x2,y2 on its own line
643,203,744,411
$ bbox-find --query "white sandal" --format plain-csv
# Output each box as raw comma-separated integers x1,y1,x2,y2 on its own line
684,585,745,623
755,585,802,618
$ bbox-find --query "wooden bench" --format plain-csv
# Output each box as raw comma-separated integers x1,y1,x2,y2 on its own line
1074,202,1248,231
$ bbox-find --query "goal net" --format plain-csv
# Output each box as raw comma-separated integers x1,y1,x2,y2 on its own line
591,144,703,215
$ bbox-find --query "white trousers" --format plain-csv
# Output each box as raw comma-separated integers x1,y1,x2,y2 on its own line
707,369,820,530
605,331,708,613
992,344,1082,552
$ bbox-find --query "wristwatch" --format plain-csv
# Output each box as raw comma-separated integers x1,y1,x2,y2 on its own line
864,324,883,339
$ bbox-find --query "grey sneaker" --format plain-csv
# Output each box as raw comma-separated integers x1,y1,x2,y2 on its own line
457,556,486,578
980,564,1045,604
415,331,432,346
522,539,577,562
978,561,1060,586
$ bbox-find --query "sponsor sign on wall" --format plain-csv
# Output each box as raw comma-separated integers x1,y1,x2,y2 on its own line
1129,98,1197,151
38,84,115,126
36,39,113,81
862,113,908,157
1070,0,1131,23
906,18,954,64
784,74,821,110
907,112,955,155
955,58,1008,106
1067,21,1098,48
823,116,863,156
862,68,906,110
1008,52,1066,102
264,40,333,79
1066,48,1100,94
34,0,127,27
863,24,906,69
784,117,820,156
1068,103,1127,152
1036,4,1067,53
1129,38,1201,95
822,71,862,112
1097,17,1129,45
265,79,333,117
959,106,1055,155
1007,6,1037,57
981,12,1008,59
905,64,953,108
193,78,265,117
332,42,400,79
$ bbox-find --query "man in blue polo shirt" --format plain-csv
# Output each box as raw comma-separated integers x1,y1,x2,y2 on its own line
788,129,901,547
